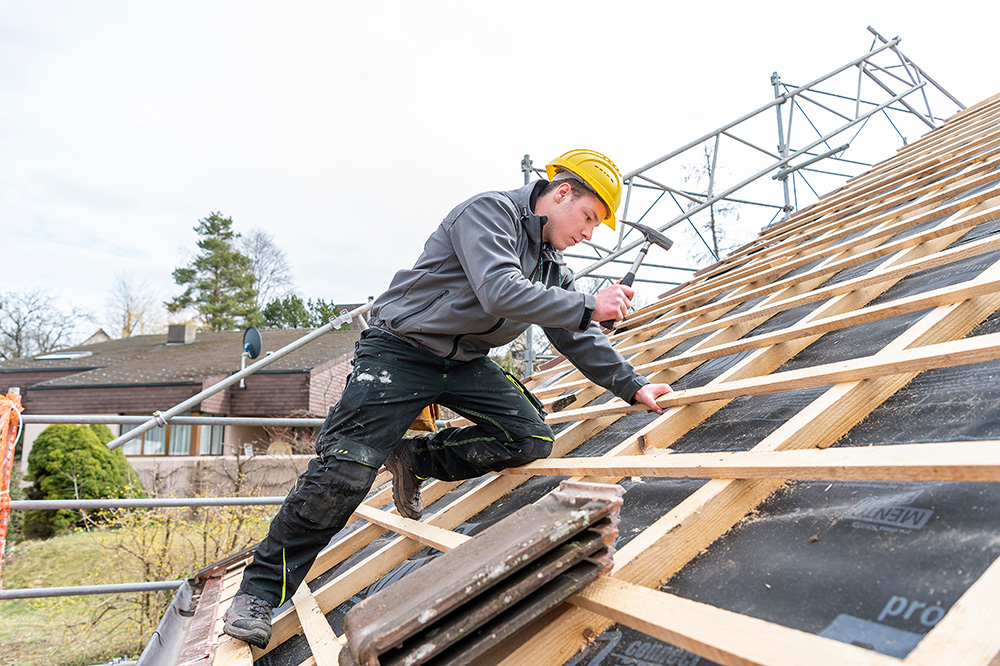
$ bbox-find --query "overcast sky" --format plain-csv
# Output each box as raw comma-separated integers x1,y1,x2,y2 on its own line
4,1,998,341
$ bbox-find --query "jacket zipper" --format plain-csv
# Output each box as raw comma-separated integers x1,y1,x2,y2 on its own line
390,289,449,328
446,317,505,359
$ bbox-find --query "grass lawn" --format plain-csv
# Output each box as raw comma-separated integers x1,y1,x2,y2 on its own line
1,509,271,666
1,530,140,666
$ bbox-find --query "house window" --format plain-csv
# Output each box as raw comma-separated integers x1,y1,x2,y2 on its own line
120,413,224,456
199,424,224,455
120,424,143,456
145,425,166,455
169,424,192,456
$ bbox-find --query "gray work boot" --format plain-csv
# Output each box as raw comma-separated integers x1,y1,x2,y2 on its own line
385,444,424,520
223,592,273,649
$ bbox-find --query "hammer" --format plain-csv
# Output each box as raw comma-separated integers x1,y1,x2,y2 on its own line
600,220,673,329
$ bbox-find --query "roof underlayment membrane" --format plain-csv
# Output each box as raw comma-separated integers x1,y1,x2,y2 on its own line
183,91,1000,666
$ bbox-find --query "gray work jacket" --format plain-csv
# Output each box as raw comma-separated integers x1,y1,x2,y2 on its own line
369,181,648,403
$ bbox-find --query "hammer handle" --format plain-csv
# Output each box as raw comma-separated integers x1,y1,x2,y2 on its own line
599,244,647,329
599,271,636,329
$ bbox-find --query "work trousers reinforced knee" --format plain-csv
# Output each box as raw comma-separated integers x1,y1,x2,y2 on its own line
239,328,553,606
316,328,554,478
239,456,376,608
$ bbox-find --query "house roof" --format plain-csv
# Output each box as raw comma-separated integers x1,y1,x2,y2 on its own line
172,92,1000,666
0,328,360,387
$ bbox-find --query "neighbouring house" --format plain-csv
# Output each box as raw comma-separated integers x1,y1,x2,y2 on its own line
0,323,360,495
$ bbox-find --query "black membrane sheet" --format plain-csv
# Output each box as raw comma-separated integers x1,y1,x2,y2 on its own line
257,218,1000,666
560,220,1000,665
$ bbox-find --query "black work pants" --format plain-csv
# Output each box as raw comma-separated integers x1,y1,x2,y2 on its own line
239,328,554,607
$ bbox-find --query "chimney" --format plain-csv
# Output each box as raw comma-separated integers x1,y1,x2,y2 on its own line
167,323,196,345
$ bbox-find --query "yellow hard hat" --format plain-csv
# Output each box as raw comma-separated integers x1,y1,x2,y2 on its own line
546,149,623,230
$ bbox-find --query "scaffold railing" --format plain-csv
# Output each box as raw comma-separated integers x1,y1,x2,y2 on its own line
20,414,326,428
526,26,964,293
5,27,969,603
516,27,964,373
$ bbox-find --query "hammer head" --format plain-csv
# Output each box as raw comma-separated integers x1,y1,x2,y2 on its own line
621,220,674,252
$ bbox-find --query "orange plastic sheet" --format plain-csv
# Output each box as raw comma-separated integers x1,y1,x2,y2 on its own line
0,389,23,589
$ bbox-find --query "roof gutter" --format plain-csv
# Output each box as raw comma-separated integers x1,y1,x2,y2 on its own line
135,546,258,666
135,579,196,666
27,381,201,390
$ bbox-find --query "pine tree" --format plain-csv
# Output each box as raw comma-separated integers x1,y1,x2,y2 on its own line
167,212,259,331
261,295,313,328
261,295,351,330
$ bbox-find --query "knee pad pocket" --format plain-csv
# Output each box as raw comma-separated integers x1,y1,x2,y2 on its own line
283,457,376,527
510,431,553,463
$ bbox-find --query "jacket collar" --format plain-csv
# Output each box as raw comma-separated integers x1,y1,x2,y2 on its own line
508,180,549,245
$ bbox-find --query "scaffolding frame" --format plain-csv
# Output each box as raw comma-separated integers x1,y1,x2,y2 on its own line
3,29,997,663
518,26,964,372
533,26,963,289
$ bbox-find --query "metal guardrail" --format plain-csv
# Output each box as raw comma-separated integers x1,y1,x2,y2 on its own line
102,302,371,451
1,496,287,599
20,414,325,427
9,496,286,510
0,580,184,600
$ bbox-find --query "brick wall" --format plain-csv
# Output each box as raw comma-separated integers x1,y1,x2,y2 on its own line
23,384,201,414
228,371,311,415
309,355,352,415
1,368,86,393
199,375,230,414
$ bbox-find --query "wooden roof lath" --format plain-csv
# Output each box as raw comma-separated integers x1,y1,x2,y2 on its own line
204,92,1000,666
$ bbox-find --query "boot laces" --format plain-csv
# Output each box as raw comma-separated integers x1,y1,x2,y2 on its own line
238,594,272,620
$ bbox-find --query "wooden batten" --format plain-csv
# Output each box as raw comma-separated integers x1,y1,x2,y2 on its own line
206,91,1000,666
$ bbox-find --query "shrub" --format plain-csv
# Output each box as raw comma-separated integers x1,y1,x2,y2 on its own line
83,481,274,656
89,423,115,446
24,424,144,538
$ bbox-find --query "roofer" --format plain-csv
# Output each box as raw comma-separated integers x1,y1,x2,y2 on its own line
223,149,674,649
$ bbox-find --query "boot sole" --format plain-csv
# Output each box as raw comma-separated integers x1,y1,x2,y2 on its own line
224,622,271,650
386,452,423,520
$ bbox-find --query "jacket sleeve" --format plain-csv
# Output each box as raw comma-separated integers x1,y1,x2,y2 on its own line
542,272,649,404
448,196,595,331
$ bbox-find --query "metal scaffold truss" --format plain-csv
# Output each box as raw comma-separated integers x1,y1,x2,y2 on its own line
515,27,965,371
524,26,965,294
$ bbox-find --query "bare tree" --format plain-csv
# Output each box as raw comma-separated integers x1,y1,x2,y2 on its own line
576,275,650,311
105,273,165,338
0,288,83,359
683,144,743,265
237,228,295,311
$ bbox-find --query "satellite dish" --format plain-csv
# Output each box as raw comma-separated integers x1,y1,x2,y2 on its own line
243,327,262,359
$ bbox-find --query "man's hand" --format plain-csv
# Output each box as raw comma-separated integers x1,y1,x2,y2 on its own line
633,383,673,415
593,282,635,324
